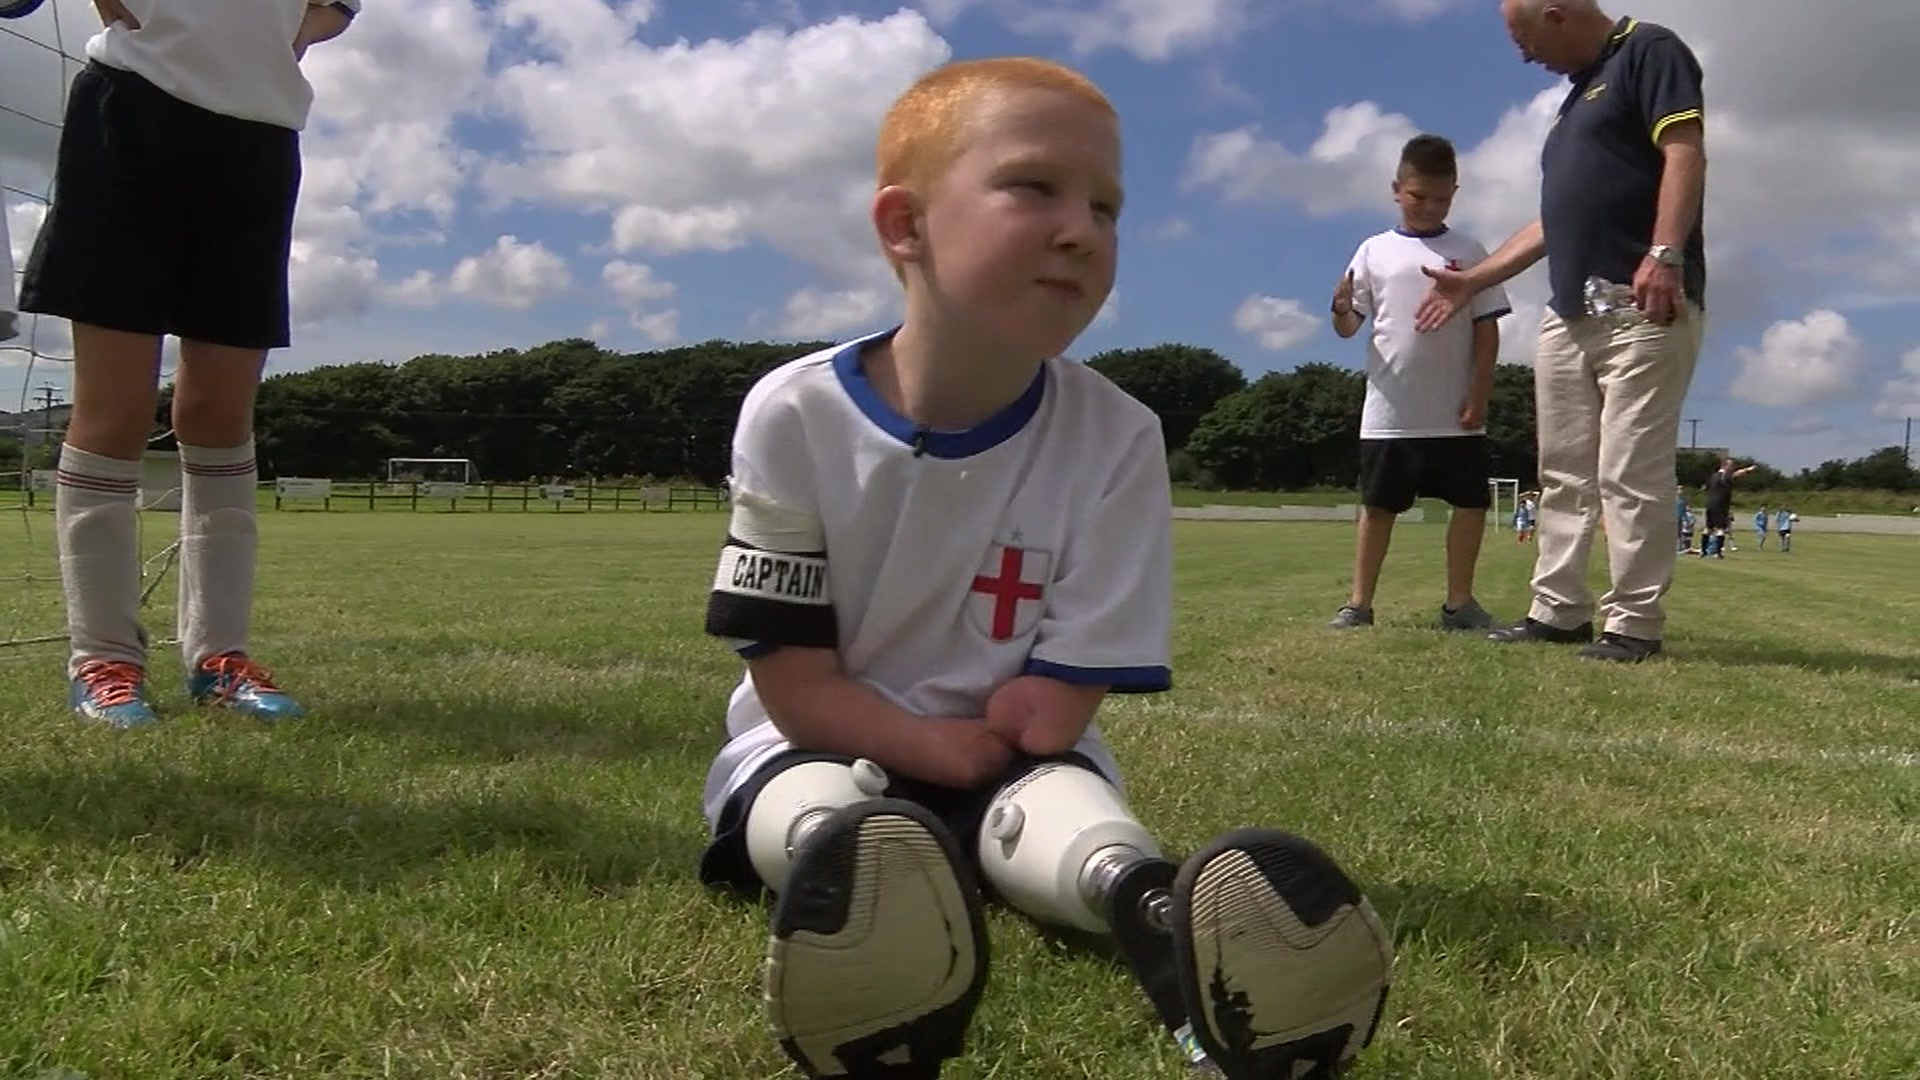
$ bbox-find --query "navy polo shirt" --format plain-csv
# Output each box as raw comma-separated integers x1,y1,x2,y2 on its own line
1539,17,1706,320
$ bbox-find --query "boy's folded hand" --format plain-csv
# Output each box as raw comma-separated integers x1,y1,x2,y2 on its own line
985,675,1102,758
915,718,1017,792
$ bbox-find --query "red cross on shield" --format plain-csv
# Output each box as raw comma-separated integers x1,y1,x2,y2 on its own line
968,543,1051,642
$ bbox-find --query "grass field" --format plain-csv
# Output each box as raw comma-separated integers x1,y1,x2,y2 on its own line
1,510,1915,1079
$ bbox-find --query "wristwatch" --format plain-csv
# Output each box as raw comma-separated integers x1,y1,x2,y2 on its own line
1647,244,1684,267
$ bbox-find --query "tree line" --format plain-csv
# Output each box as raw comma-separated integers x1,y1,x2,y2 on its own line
90,337,1913,494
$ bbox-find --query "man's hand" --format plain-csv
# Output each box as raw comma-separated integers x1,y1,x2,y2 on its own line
916,718,1017,791
1415,264,1475,332
294,3,354,60
985,675,1104,757
1632,256,1682,325
92,0,138,29
1458,398,1486,430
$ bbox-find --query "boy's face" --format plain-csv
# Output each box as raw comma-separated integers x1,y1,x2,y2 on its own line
1392,171,1456,233
903,87,1122,361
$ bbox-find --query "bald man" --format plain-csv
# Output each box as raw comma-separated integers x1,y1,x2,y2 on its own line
1416,0,1707,664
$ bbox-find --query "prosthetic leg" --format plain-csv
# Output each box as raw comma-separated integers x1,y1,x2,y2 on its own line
744,759,990,1079
975,763,1395,1080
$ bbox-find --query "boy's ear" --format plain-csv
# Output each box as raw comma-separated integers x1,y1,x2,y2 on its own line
873,184,923,265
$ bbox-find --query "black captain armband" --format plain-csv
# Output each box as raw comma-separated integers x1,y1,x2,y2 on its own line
704,538,838,649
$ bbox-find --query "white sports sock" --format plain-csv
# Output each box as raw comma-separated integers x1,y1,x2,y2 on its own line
55,444,146,679
177,439,259,671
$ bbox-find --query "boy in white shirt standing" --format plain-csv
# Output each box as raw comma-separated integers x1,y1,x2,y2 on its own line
1329,135,1511,631
17,0,361,727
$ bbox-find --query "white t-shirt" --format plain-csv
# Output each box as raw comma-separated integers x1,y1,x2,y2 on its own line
85,0,361,131
700,329,1176,827
1345,227,1511,439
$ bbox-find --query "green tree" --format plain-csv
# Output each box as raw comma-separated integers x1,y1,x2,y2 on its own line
1086,344,1247,452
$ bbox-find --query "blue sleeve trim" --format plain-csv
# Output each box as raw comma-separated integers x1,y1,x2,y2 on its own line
1473,307,1512,323
1024,658,1173,693
736,641,778,659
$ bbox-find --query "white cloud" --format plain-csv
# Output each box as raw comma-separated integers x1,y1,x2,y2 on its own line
386,270,442,309
601,259,679,342
1145,217,1193,242
1234,295,1318,353
480,10,950,290
448,235,571,311
777,286,894,339
1093,288,1119,328
1729,310,1866,408
1871,348,1920,423
1008,0,1258,62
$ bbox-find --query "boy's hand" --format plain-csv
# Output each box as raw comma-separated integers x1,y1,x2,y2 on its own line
916,718,1017,791
295,3,354,60
92,0,139,29
1331,269,1356,315
1458,398,1486,429
1415,264,1474,331
985,675,1103,757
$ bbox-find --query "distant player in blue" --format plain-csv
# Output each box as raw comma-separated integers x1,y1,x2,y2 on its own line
1513,493,1536,544
1776,507,1794,552
1680,508,1695,554
1674,485,1689,551
1754,506,1770,549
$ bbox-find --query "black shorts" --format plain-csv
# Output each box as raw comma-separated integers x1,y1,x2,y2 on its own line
699,747,1099,899
1704,506,1731,530
20,62,302,351
1356,436,1491,514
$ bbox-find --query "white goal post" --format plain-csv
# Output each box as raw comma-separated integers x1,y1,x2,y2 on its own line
1489,477,1520,529
386,457,479,498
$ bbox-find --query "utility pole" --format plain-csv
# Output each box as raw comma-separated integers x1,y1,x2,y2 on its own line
1906,416,1912,468
34,382,64,466
1684,418,1701,448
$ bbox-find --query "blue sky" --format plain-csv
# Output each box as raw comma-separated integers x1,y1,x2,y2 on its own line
5,0,1918,471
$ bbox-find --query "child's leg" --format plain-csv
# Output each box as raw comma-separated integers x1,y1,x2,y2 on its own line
56,329,164,727
17,63,177,727
169,81,305,719
974,761,1393,1079
702,752,988,1079
1337,440,1411,626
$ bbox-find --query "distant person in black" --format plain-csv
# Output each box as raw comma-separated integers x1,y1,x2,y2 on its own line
1701,457,1756,558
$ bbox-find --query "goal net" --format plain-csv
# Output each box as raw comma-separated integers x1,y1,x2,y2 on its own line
2,2,182,660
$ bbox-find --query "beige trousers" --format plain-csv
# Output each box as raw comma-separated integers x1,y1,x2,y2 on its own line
1528,302,1704,640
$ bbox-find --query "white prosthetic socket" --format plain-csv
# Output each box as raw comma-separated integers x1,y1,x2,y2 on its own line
745,758,890,894
976,762,1165,935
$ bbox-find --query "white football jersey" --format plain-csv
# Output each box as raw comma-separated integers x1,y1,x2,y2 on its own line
1345,227,1511,439
85,0,362,130
701,329,1175,827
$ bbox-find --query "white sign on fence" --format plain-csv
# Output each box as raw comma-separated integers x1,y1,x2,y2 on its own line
276,477,333,500
28,469,55,492
421,481,471,499
541,483,576,503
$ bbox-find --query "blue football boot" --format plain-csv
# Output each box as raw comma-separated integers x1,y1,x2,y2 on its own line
187,652,307,721
69,659,161,730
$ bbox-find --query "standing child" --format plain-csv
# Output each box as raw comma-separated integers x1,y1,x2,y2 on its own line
698,58,1394,1080
1328,134,1513,630
1514,491,1537,543
1753,505,1770,550
1776,507,1794,552
18,0,362,727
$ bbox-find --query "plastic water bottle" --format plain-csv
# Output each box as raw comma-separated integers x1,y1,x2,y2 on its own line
1583,276,1639,324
